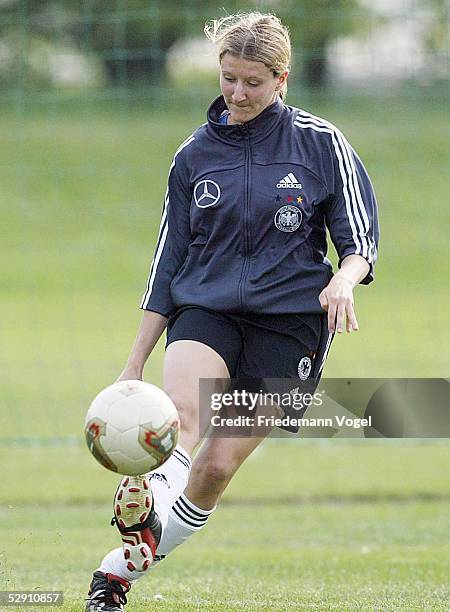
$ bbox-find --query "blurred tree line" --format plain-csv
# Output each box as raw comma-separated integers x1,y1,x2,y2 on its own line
0,0,447,90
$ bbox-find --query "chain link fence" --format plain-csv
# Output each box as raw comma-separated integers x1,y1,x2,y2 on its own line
0,0,448,110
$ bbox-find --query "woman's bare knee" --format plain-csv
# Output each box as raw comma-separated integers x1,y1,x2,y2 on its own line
186,456,235,508
166,392,198,437
186,434,268,508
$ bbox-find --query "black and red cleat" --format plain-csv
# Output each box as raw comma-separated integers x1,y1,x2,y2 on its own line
111,475,162,573
85,571,130,611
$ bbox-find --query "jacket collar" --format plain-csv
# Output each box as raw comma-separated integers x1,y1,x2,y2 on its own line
207,95,284,143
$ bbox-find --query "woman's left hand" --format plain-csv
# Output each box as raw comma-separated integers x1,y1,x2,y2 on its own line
319,254,370,333
319,273,358,333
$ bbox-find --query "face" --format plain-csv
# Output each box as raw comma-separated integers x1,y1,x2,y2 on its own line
220,53,288,124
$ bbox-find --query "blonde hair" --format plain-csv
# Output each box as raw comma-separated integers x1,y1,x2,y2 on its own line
204,12,291,100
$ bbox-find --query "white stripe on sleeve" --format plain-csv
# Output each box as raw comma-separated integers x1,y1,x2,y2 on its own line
294,112,372,261
140,135,195,309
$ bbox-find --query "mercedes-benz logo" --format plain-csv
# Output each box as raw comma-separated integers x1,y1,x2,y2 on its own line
193,180,221,208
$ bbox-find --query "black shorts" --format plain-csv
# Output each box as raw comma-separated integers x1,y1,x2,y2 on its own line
166,306,333,432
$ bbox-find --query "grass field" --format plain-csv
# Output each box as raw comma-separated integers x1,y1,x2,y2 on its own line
0,93,449,609
1,441,449,610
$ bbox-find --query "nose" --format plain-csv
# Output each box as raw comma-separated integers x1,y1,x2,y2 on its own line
231,81,246,104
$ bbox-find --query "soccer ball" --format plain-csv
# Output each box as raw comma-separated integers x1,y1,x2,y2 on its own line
84,380,179,476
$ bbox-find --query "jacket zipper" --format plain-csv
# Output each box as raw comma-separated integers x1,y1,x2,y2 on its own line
238,125,251,309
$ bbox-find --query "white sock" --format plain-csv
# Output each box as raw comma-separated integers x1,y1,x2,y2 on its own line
149,445,192,531
98,445,192,582
151,493,216,567
98,494,215,581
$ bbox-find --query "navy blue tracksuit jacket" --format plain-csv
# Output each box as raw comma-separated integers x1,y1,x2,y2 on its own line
141,96,379,317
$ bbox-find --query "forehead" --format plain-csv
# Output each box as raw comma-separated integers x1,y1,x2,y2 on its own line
220,53,273,79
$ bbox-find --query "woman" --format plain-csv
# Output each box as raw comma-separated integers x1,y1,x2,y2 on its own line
86,12,379,610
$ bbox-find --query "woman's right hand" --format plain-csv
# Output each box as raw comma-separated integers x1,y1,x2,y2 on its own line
116,365,143,383
115,310,168,384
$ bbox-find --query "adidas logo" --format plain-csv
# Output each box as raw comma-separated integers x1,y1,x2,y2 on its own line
148,473,170,487
277,173,302,189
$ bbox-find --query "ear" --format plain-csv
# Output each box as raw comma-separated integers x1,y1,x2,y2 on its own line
275,71,289,91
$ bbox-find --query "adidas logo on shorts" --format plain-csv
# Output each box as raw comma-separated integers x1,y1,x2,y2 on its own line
277,173,302,189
